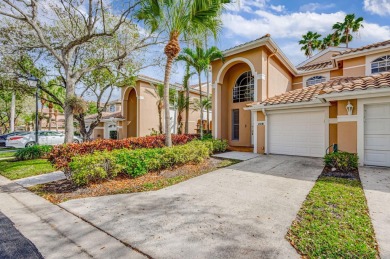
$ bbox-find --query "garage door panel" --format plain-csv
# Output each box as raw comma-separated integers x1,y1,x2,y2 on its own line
268,110,325,157
364,103,390,167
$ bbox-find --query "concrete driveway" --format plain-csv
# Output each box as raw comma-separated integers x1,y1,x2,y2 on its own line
360,167,390,258
61,155,323,259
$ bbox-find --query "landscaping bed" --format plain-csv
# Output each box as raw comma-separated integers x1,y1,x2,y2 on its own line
29,157,238,204
286,152,378,258
0,159,55,180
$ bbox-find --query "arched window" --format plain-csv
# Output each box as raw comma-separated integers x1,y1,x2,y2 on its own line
306,76,326,87
371,55,390,74
233,71,254,103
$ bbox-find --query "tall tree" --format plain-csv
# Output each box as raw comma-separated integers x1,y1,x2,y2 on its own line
182,63,195,134
177,46,223,138
332,14,364,48
299,31,322,58
137,0,229,146
0,0,155,143
319,33,341,50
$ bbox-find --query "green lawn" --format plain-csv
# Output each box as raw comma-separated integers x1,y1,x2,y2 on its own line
286,176,378,258
0,159,55,180
0,151,16,159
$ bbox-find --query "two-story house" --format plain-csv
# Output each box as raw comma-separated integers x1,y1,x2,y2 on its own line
211,34,390,167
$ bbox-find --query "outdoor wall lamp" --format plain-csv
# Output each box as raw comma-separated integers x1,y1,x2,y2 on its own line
346,101,354,116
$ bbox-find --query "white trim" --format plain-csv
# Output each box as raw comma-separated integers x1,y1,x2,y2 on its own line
252,111,257,153
329,118,338,124
293,82,303,85
343,64,366,70
321,88,390,100
365,52,390,76
303,72,330,88
337,115,358,122
93,127,104,129
263,109,268,154
357,97,390,166
245,100,329,111
297,47,347,67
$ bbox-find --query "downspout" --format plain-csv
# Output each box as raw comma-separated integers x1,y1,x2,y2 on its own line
266,49,278,100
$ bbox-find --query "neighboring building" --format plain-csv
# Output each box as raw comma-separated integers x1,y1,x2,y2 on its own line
86,75,209,140
211,34,390,166
40,107,65,131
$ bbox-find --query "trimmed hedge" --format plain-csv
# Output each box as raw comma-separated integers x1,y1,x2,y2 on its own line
68,139,226,186
324,151,359,172
48,134,198,170
15,145,53,161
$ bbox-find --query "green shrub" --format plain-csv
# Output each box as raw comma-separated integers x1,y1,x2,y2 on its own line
69,151,124,186
324,151,359,172
203,139,228,154
68,140,211,186
15,145,53,161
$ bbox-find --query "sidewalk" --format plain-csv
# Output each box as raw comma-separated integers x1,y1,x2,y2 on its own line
0,176,146,259
14,171,66,187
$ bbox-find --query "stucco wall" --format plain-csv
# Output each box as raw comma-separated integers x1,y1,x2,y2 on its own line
138,81,161,136
343,56,366,77
256,111,265,154
305,50,340,65
337,122,357,153
267,57,292,98
338,99,357,115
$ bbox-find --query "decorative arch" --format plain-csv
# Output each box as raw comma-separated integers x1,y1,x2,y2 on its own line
371,55,390,74
215,57,257,85
122,86,139,138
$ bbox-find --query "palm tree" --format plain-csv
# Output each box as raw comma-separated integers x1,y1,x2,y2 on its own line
299,31,322,58
137,0,229,146
332,14,364,48
319,33,341,50
177,46,223,138
176,91,187,134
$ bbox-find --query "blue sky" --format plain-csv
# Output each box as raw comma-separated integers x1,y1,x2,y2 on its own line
140,0,390,85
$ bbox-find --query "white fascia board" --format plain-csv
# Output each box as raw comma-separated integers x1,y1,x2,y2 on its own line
332,45,390,61
244,100,329,111
138,75,182,90
222,38,269,57
321,87,390,101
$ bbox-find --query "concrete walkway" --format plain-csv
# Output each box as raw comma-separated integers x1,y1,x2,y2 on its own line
360,167,390,258
61,155,323,259
0,176,146,259
212,151,259,161
14,171,66,187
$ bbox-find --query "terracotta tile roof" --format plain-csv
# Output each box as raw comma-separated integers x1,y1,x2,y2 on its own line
296,61,333,71
333,40,390,57
248,72,390,107
85,111,124,120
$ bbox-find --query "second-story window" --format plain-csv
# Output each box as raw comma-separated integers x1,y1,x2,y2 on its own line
233,71,254,103
109,105,115,112
371,55,390,74
306,76,326,87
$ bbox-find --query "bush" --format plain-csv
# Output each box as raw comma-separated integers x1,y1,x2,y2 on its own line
49,134,198,170
324,151,359,172
68,140,210,186
15,145,53,161
203,139,228,154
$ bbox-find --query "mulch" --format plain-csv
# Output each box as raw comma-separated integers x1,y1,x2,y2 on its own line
321,166,359,180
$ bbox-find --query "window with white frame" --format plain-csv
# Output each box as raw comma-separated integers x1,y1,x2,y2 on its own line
371,55,390,74
109,104,116,112
306,76,326,87
233,71,254,103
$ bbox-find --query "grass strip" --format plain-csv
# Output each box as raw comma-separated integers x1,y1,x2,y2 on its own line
286,176,378,258
0,159,55,180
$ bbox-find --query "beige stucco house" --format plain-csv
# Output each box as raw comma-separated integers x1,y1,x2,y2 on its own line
86,75,209,140
211,34,390,167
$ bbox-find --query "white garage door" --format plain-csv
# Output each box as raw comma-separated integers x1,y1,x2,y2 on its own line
268,110,326,157
364,103,390,167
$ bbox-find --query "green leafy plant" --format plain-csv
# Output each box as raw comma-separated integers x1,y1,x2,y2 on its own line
324,151,358,172
15,145,53,161
68,140,223,186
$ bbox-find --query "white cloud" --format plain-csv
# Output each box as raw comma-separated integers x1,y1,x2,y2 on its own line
270,4,285,12
364,0,390,16
222,11,346,39
299,3,335,12
225,0,268,12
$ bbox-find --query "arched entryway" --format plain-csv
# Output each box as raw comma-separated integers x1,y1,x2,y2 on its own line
215,59,257,148
126,88,138,137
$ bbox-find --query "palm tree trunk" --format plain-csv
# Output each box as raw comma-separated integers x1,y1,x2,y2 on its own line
158,105,163,134
164,56,173,147
345,28,349,48
198,72,203,139
206,70,210,133
185,80,190,134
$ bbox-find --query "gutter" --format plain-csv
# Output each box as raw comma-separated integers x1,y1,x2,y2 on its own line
319,87,390,100
244,100,330,111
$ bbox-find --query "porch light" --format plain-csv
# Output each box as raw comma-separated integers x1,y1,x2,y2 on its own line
346,101,354,116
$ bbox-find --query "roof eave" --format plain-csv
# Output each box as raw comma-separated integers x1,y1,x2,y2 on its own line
320,87,390,101
244,99,328,111
332,45,390,61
